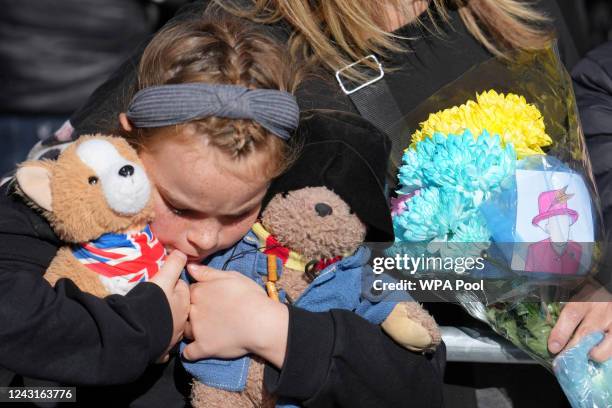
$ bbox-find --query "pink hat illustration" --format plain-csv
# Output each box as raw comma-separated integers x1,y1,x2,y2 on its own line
532,186,579,226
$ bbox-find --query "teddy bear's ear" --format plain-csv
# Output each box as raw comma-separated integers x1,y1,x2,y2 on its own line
15,161,53,212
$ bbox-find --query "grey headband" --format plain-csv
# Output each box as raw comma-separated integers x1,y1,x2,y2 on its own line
126,83,299,140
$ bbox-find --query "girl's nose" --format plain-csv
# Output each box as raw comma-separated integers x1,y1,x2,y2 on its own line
187,223,220,253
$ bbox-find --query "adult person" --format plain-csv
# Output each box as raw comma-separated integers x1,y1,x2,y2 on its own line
203,0,610,365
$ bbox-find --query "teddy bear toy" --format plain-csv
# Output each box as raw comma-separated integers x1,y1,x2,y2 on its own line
182,112,442,408
15,134,164,297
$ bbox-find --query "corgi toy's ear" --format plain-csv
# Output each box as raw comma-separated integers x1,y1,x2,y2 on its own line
16,161,53,212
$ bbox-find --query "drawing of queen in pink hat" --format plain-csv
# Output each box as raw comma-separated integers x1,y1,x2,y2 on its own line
525,186,582,275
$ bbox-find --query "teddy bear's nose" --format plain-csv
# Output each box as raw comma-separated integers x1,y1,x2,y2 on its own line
315,203,333,217
118,165,135,177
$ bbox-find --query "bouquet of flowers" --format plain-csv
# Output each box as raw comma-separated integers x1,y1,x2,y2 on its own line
388,46,610,407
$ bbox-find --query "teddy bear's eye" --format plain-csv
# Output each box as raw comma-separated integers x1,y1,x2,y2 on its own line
315,203,333,217
88,176,99,185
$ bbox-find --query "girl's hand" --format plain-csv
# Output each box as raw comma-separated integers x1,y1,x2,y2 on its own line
182,265,289,368
149,250,190,363
548,283,612,362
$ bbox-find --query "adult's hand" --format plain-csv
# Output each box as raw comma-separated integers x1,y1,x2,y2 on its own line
548,282,612,362
182,265,289,368
150,250,190,363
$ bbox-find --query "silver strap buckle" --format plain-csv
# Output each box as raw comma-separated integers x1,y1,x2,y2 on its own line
335,55,384,95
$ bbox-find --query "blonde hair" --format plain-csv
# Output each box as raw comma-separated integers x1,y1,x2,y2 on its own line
214,0,552,78
125,16,302,178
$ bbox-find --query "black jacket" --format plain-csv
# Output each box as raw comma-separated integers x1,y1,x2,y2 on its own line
572,40,612,221
572,40,612,289
0,183,445,407
0,181,189,407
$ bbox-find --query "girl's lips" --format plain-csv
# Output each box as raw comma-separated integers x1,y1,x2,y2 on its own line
163,246,201,262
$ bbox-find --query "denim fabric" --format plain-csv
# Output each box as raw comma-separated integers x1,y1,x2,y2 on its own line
181,230,412,398
291,246,408,321
180,233,268,391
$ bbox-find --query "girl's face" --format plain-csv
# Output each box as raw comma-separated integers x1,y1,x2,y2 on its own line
139,137,270,263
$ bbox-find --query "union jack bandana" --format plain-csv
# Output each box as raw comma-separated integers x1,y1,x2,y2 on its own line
72,225,166,295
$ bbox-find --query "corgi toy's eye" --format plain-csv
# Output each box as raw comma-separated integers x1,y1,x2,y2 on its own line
88,176,99,185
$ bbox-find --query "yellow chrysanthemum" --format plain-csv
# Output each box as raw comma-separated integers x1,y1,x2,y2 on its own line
410,90,552,159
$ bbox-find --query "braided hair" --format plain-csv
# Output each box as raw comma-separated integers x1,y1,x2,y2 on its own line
125,15,302,178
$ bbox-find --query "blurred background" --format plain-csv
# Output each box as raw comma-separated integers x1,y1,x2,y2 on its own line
0,0,191,175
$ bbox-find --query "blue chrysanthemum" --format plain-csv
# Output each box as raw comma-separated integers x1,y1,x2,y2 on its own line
444,215,491,260
450,215,491,243
393,187,477,242
398,130,516,203
393,129,516,257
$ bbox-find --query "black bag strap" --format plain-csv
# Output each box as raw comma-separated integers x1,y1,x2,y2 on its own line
336,55,406,186
348,82,402,135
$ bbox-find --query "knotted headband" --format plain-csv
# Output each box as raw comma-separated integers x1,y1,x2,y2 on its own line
126,83,299,140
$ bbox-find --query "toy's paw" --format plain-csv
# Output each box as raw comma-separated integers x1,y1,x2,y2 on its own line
381,302,441,352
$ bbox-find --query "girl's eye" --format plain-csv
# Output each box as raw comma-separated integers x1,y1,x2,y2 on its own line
222,210,250,223
170,205,187,216
160,195,188,216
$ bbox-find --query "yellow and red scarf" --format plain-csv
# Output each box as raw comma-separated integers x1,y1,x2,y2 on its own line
252,222,343,273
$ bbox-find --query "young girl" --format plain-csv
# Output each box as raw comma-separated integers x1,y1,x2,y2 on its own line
118,14,304,378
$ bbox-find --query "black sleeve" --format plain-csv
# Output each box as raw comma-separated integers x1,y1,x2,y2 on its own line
264,307,445,408
571,41,612,290
572,41,612,141
0,186,173,385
